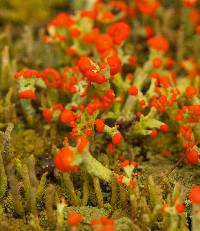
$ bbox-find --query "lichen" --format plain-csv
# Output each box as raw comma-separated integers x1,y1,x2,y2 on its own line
0,1,200,230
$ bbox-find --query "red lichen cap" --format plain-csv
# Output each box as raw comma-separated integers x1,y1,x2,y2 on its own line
186,149,199,165
128,86,138,96
189,186,200,204
43,109,52,123
175,202,186,213
147,36,169,52
95,119,105,132
185,86,197,99
107,54,122,75
112,132,122,145
43,68,61,89
150,129,158,138
78,56,96,74
108,22,130,45
18,89,36,100
136,0,160,16
67,212,83,227
160,124,169,132
60,109,75,126
183,0,198,8
48,13,74,28
76,136,89,153
120,160,129,168
152,57,162,68
91,217,114,227
85,70,107,84
96,34,113,53
54,147,77,172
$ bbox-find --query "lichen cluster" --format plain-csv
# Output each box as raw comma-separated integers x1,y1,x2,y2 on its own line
0,0,200,230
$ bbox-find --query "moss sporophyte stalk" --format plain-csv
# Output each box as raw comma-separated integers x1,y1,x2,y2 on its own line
0,0,200,230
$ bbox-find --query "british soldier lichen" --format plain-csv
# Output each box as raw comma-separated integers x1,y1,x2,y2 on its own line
0,0,200,230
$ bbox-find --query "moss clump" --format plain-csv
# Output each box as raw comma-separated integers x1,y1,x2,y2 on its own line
12,130,47,158
1,194,15,214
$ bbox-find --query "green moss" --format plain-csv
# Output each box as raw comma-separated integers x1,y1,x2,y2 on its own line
36,172,47,210
12,130,47,158
39,211,49,229
2,194,15,214
142,154,200,190
0,216,27,231
0,152,7,200
115,217,134,231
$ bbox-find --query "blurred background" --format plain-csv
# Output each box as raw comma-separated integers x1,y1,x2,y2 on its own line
0,0,69,25
0,0,98,93
0,0,100,26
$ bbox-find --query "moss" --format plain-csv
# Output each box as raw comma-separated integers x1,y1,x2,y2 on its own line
36,172,48,210
39,211,49,229
0,152,7,200
0,216,27,231
12,130,47,159
45,184,56,230
115,217,134,231
1,194,15,214
142,154,200,190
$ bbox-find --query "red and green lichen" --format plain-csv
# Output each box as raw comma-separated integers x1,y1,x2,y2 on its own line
0,0,200,230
